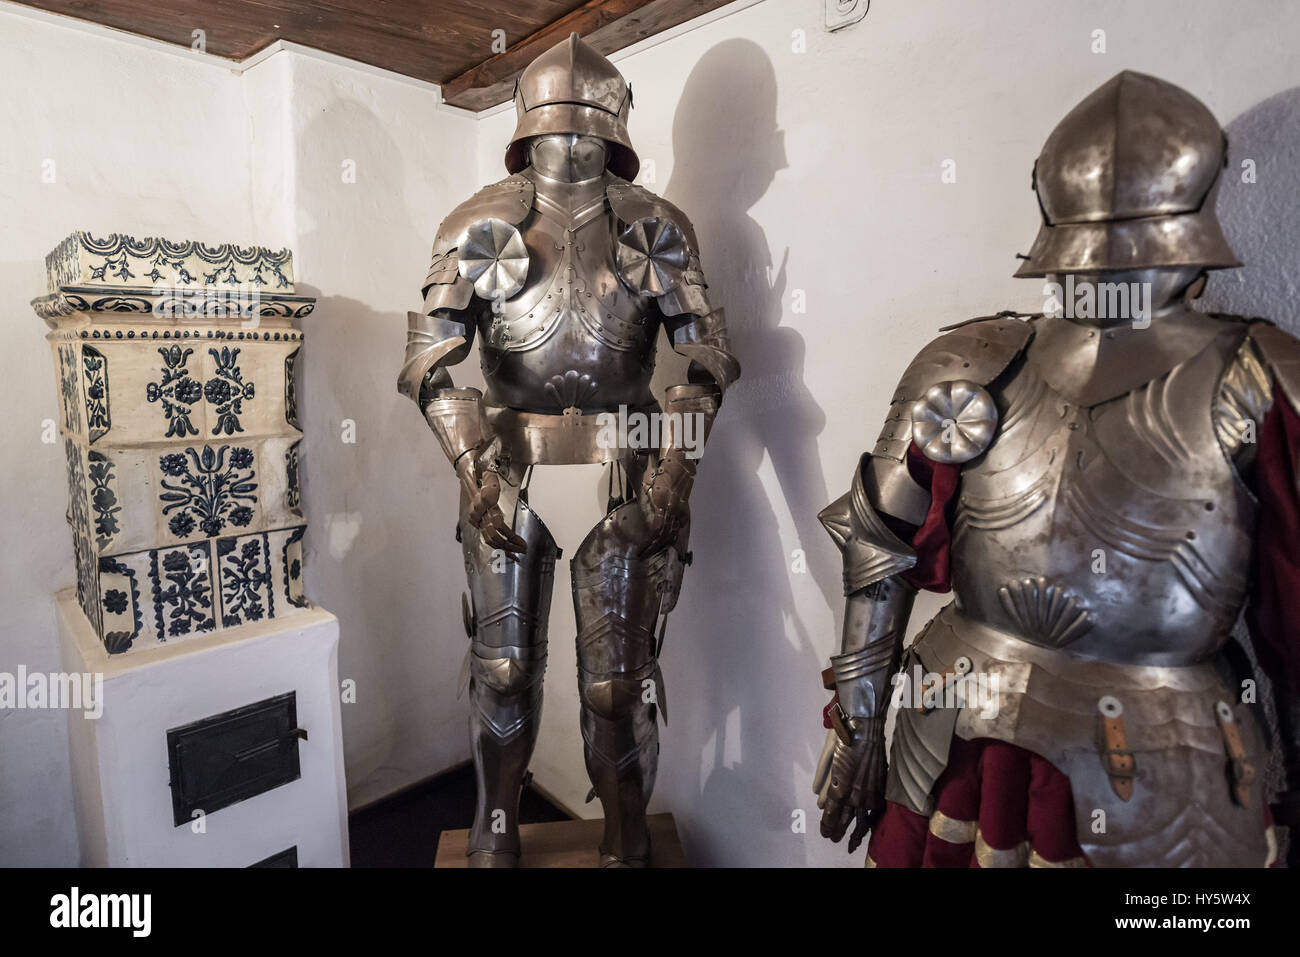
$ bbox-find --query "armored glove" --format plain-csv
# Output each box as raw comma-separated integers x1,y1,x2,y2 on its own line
811,577,916,853
456,438,527,556
421,387,527,556
639,449,695,555
814,707,886,852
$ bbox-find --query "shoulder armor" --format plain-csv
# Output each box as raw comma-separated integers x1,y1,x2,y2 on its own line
422,175,535,307
1248,319,1300,413
818,458,918,595
873,314,1034,462
1214,330,1271,471
606,181,700,249
607,182,708,304
432,174,535,253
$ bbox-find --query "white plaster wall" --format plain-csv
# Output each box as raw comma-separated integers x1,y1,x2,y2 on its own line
475,0,1300,866
4,0,1300,868
0,9,255,866
274,51,483,808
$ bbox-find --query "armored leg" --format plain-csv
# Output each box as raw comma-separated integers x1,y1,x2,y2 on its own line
461,462,559,867
571,494,685,867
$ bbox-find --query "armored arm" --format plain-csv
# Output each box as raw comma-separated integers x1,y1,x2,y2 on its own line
398,176,535,553
607,183,740,551
814,455,924,848
814,315,1031,850
399,245,494,518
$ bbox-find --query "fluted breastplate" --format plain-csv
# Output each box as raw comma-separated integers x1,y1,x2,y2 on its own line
479,178,658,414
950,336,1256,666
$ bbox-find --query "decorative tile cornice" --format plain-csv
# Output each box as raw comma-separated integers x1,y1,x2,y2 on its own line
47,232,296,293
35,232,315,329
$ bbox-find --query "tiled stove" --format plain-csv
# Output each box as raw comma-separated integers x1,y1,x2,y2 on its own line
37,233,348,866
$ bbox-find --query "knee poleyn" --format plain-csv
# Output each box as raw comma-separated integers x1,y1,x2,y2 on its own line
470,648,547,696
578,664,657,721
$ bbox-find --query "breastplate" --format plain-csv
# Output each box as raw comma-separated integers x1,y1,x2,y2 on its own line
478,176,658,414
949,328,1257,665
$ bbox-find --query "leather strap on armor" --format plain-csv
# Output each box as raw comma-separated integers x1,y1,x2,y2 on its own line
1096,698,1136,802
1214,700,1255,807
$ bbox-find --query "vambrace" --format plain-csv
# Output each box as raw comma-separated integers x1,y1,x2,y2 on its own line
820,456,926,727
833,578,917,721
642,384,721,513
398,309,475,404
422,387,488,476
667,307,741,397
662,383,721,457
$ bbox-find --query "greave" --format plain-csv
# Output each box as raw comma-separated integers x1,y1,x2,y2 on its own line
572,499,682,867
578,661,660,866
467,645,546,865
461,473,558,867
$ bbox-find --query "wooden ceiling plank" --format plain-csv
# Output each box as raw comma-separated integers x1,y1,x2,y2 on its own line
441,0,652,104
442,0,734,111
14,0,735,108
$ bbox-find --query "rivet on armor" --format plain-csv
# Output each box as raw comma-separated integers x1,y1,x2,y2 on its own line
1216,700,1234,723
910,379,998,463
954,656,973,676
1097,695,1123,718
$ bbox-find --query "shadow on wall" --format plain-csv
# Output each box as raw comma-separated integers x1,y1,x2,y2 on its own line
657,38,839,866
1204,86,1300,337
1204,85,1300,838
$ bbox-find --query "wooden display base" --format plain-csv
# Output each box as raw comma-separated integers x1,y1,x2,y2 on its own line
434,812,686,868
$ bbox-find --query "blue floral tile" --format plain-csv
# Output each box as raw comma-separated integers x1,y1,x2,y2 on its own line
267,525,309,612
150,541,217,640
98,552,147,653
158,443,260,542
216,532,274,627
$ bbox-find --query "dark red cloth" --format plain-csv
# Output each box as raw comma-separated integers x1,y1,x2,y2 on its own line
821,694,839,731
867,736,1087,867
877,444,961,593
1247,381,1300,693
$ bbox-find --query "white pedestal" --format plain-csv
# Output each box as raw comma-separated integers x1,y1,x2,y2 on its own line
55,589,349,867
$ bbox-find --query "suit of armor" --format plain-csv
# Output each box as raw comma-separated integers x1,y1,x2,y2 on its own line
815,71,1300,866
400,34,738,867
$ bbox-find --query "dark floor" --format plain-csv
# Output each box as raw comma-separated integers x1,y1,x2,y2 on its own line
347,764,572,867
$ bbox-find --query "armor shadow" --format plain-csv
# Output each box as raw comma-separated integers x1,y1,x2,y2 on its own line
656,37,839,865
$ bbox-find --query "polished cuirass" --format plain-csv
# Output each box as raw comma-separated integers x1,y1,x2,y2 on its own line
478,169,659,416
950,314,1259,666
873,311,1279,865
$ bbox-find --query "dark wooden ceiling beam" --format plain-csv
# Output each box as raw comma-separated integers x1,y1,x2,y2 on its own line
440,0,735,111
13,0,735,112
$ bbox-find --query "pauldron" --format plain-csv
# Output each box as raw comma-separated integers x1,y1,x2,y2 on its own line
397,175,536,403
607,181,740,395
873,313,1033,463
